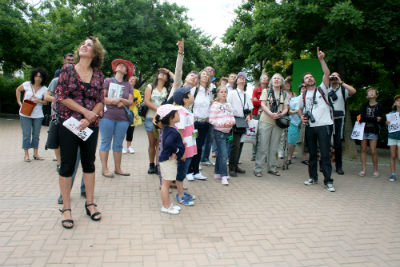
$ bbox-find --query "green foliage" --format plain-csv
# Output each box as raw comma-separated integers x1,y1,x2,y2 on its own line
218,0,400,116
0,76,24,113
0,0,215,89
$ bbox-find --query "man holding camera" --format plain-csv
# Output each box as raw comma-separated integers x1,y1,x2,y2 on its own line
327,72,356,175
299,48,335,192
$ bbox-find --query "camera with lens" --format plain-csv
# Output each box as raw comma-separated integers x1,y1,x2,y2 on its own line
328,90,338,101
244,109,252,116
270,102,278,113
304,111,316,125
329,74,339,82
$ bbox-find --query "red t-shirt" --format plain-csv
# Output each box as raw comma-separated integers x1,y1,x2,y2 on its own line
252,86,263,115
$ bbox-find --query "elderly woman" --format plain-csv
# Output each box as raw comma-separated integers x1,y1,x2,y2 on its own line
254,73,289,177
227,72,253,177
99,59,134,177
55,36,105,229
15,68,48,162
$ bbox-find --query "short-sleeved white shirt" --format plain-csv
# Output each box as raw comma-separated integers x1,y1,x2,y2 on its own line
19,81,47,118
328,85,349,116
191,86,210,119
298,83,333,127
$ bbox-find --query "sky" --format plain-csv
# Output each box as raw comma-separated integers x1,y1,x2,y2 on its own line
161,0,242,44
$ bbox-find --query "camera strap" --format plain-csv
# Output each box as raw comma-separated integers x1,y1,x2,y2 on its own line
236,89,246,117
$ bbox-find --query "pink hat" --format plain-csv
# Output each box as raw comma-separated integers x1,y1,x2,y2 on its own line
156,104,180,119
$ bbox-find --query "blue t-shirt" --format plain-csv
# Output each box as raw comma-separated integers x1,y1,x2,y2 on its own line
159,126,185,162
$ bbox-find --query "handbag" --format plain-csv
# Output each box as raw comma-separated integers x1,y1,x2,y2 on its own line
232,90,248,134
276,116,290,129
20,99,37,116
124,106,134,124
138,102,148,117
20,87,37,116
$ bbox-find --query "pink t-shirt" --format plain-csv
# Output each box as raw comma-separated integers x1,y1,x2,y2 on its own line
175,107,197,158
209,101,235,133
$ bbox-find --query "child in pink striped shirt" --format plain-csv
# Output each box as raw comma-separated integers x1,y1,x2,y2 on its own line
173,87,197,205
209,86,235,185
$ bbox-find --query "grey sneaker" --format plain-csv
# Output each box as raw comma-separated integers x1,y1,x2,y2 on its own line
389,174,396,182
325,183,336,192
304,178,317,185
201,161,215,166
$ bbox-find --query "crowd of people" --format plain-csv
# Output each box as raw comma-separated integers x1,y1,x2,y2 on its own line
14,36,400,225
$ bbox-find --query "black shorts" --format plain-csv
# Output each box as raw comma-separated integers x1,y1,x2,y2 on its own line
45,119,60,150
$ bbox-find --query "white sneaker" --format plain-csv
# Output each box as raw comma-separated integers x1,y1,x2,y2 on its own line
186,173,194,181
221,176,229,185
325,183,336,192
161,206,179,214
171,204,181,211
194,173,207,180
122,148,127,154
128,146,135,154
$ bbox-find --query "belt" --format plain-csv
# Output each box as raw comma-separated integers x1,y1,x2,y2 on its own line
194,117,207,122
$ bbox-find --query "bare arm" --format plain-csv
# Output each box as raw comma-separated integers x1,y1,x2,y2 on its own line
144,85,158,111
317,47,330,88
15,84,24,107
168,38,185,99
44,91,54,102
59,99,99,123
342,82,356,96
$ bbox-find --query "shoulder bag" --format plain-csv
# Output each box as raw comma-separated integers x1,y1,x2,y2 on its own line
232,90,248,134
20,85,37,116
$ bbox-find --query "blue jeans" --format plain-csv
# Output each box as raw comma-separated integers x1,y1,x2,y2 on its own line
99,118,130,152
176,157,192,182
213,129,230,177
189,121,209,175
20,116,43,149
201,125,217,162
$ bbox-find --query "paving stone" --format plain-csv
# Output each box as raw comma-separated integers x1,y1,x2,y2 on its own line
0,118,399,266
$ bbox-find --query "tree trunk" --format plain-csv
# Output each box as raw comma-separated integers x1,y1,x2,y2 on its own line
343,104,358,160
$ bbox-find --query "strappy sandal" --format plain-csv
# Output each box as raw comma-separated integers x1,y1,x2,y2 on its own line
358,171,366,177
268,170,281,176
33,156,44,161
372,172,380,178
85,202,101,221
254,172,263,177
59,208,74,229
301,160,309,165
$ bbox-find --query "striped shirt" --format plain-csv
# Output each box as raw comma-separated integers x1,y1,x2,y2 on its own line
175,107,197,158
209,101,235,133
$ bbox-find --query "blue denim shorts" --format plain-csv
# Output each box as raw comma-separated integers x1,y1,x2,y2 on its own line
388,138,400,146
144,117,154,132
363,133,378,140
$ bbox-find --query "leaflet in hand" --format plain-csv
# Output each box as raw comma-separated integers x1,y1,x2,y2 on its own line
386,112,400,133
108,83,124,99
63,117,93,141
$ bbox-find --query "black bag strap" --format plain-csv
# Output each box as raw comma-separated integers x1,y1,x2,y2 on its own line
235,89,246,117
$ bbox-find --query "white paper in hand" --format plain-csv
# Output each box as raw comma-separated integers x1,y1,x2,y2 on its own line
63,117,93,141
386,112,400,133
108,83,124,99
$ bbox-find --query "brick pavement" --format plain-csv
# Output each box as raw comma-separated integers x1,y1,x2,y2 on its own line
0,117,399,267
